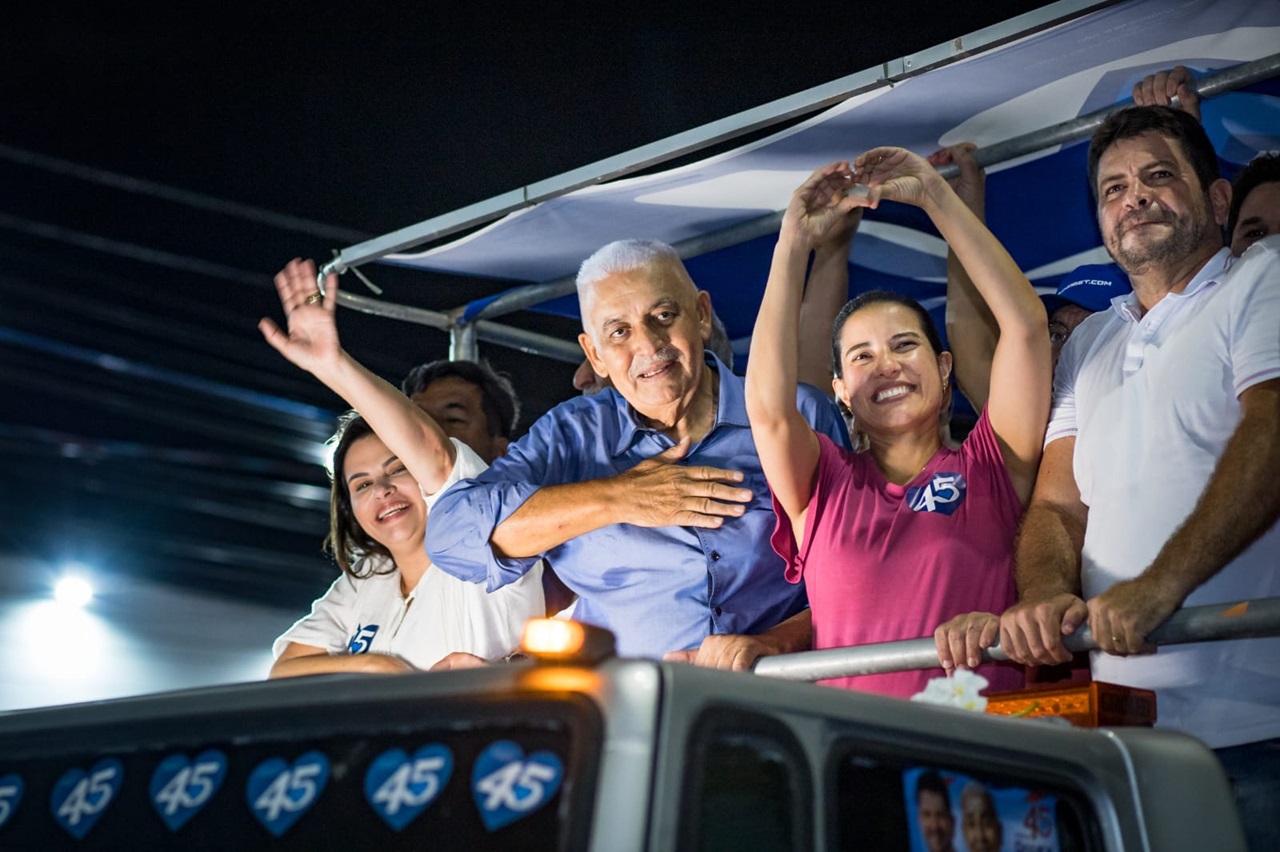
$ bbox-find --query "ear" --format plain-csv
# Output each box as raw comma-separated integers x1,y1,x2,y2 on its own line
490,435,510,459
938,350,954,387
696,290,713,344
1209,177,1231,228
579,331,609,378
831,374,849,408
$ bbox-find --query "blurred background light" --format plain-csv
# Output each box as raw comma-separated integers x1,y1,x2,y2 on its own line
54,573,94,608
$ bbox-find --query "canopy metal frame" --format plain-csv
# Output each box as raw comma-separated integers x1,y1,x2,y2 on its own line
316,0,1279,364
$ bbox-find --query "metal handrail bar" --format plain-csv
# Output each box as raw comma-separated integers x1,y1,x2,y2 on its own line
752,597,1280,682
332,290,585,363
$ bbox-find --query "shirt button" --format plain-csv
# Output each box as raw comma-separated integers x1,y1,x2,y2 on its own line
710,551,721,561
714,607,723,616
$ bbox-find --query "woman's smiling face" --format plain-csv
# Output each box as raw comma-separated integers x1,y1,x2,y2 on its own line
343,433,427,555
832,301,950,439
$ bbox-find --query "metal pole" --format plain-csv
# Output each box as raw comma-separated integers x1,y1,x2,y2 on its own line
329,289,584,363
934,52,1280,180
449,322,479,362
752,597,1280,682
469,212,787,321
332,289,453,331
472,319,585,363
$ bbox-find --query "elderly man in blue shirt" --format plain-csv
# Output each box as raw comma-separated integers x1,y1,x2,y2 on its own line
428,239,849,666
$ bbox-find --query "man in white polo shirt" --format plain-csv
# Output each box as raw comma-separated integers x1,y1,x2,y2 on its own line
998,105,1279,849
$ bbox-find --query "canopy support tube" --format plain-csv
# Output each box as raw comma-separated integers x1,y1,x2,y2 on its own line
751,597,1280,682
936,51,1280,178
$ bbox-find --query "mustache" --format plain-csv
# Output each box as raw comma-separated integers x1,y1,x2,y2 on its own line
630,348,681,379
1116,206,1172,232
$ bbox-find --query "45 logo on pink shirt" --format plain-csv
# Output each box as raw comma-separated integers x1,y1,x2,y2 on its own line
907,473,967,515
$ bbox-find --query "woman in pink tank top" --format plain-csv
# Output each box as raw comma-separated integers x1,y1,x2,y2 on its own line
746,149,1051,697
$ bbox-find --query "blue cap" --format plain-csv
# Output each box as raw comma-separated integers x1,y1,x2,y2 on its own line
1042,263,1131,315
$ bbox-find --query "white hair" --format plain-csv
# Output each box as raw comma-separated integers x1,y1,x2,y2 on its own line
576,239,684,294
575,239,726,360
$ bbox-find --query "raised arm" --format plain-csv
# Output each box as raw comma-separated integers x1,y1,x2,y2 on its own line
930,143,999,411
259,258,455,493
746,162,864,530
797,206,861,392
1087,378,1280,656
1000,437,1089,665
853,147,1050,503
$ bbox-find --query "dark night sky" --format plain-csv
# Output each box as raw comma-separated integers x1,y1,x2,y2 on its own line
0,4,1052,610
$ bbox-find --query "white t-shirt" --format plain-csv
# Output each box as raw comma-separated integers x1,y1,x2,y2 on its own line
1048,239,1280,748
273,438,545,670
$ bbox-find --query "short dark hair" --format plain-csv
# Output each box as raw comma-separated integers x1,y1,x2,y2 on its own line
1227,152,1280,241
324,410,395,579
400,359,520,439
915,769,951,809
831,290,945,379
1087,105,1220,200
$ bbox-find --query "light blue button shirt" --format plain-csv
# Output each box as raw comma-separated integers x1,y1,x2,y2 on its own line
426,354,850,658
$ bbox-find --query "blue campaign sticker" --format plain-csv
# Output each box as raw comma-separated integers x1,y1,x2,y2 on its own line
364,744,454,831
246,751,329,838
347,624,379,654
50,758,123,840
471,740,563,832
0,773,24,830
907,472,967,515
149,749,228,831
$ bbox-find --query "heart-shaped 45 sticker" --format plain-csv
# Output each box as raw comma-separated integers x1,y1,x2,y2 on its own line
246,751,329,838
0,773,24,830
149,749,227,831
471,740,563,832
51,758,123,840
364,744,454,831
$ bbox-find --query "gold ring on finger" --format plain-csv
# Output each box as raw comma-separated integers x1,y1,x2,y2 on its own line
304,292,324,305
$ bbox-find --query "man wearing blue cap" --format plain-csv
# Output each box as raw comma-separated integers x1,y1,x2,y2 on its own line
1040,263,1131,371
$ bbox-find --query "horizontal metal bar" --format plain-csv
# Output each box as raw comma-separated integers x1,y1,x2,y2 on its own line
935,52,1280,179
327,189,529,276
335,290,454,331
752,597,1280,682
890,0,1117,79
334,290,584,363
473,320,585,363
522,69,887,204
471,210,788,321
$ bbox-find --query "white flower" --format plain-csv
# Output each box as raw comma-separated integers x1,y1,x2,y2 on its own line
910,670,990,712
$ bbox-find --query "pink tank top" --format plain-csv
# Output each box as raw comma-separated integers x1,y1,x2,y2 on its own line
772,409,1023,698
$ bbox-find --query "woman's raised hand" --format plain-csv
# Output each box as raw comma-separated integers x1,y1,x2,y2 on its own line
780,161,864,250
259,257,344,375
852,146,947,209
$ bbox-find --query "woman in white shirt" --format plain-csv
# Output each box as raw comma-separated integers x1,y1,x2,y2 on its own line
262,259,544,676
